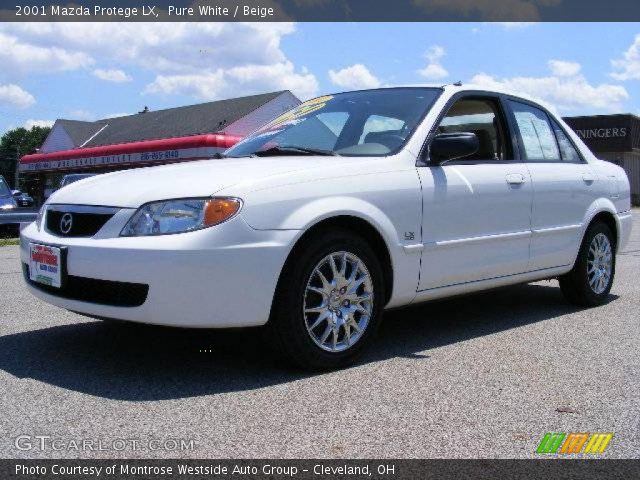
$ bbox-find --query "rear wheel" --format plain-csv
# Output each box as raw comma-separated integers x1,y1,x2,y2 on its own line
270,230,385,370
560,222,615,307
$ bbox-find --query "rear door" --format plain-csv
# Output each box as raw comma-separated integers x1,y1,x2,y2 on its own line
418,94,533,290
505,99,596,270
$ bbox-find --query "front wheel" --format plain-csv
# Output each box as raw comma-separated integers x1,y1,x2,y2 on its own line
560,222,616,307
270,230,385,370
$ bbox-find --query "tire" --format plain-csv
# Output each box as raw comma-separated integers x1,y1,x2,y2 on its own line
559,222,616,307
269,229,385,370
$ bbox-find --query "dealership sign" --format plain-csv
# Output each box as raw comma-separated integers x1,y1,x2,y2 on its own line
564,114,639,153
19,134,239,173
574,127,628,139
19,146,221,172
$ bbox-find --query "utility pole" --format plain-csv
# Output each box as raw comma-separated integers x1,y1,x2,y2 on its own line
13,143,21,190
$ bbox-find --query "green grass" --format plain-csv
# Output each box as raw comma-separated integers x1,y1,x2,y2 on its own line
0,238,19,247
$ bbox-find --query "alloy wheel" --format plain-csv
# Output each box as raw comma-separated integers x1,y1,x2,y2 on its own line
587,232,613,294
303,251,374,352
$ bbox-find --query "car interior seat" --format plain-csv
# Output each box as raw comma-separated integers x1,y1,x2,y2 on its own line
466,129,496,160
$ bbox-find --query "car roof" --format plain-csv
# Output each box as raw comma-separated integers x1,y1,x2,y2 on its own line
443,84,558,113
323,85,559,117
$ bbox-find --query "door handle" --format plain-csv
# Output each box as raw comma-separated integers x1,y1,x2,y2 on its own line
582,173,595,183
506,173,526,185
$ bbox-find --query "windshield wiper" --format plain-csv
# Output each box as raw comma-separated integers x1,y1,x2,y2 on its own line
251,146,339,157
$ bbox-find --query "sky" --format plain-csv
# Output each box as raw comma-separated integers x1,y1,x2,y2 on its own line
0,22,639,135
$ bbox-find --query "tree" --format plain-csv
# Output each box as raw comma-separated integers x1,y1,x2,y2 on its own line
0,125,51,188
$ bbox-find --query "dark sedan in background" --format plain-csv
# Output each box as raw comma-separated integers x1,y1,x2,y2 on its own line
11,190,35,208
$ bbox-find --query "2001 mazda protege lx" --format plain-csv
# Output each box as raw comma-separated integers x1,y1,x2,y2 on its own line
21,85,632,369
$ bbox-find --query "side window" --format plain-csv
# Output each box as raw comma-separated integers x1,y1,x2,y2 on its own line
435,98,510,161
508,100,560,161
551,119,582,162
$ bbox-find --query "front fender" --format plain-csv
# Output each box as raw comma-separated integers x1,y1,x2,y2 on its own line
239,172,423,307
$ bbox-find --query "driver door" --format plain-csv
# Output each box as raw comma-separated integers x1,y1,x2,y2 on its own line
417,95,533,290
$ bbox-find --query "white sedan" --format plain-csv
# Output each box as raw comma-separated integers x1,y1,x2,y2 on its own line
21,85,632,369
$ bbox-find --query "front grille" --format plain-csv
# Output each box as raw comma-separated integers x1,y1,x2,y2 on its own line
46,210,114,237
24,264,148,307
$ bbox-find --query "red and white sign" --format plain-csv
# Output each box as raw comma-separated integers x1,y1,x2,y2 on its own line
20,134,241,173
29,243,62,288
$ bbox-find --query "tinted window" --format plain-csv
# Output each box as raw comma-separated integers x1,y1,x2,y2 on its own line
434,98,510,161
226,88,442,157
273,113,346,152
318,112,349,137
551,119,582,162
509,101,560,161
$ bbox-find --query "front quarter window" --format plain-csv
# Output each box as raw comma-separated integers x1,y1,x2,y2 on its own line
225,88,441,158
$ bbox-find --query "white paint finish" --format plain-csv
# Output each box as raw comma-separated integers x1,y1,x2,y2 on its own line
527,162,603,270
412,265,572,305
229,152,423,307
591,159,632,214
617,212,633,251
20,217,295,328
20,85,632,328
47,156,351,208
418,163,533,290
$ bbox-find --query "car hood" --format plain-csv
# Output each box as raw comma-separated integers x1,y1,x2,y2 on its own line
46,157,349,208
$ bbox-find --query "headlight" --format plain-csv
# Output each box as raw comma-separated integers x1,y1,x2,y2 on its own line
120,197,242,237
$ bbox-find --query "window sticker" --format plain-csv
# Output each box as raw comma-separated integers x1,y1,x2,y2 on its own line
514,111,559,160
260,95,334,132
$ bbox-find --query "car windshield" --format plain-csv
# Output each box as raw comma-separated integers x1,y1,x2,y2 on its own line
225,88,442,158
0,177,11,197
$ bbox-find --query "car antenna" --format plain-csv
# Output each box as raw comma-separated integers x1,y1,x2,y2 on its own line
440,81,463,88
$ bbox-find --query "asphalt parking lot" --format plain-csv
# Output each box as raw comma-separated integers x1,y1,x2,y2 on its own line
0,212,638,459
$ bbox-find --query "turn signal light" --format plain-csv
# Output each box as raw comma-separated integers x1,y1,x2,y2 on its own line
203,198,242,226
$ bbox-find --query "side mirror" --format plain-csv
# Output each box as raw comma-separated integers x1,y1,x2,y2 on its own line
429,132,479,165
11,190,21,198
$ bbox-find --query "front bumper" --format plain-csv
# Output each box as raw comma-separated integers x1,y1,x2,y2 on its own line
20,215,298,328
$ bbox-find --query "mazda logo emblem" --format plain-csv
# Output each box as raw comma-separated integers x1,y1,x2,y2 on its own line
60,213,73,234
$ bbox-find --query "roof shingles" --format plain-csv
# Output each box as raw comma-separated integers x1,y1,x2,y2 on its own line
56,91,287,148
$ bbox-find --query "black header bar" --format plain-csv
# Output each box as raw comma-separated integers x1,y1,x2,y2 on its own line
2,0,640,22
